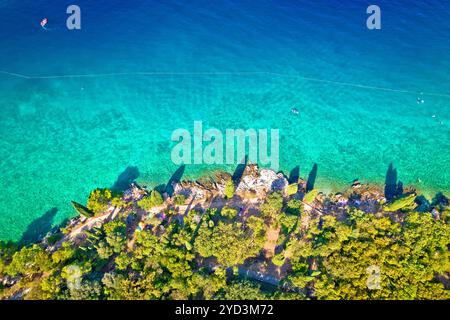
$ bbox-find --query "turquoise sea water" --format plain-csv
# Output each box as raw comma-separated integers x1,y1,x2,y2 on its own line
0,0,449,241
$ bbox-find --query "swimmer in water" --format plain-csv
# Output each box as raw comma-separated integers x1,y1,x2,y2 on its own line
40,18,48,30
291,108,299,115
417,97,424,104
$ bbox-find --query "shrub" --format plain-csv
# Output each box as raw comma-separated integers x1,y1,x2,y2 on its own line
272,253,285,267
173,194,186,205
384,194,417,212
103,220,127,253
6,245,52,276
115,252,131,271
51,242,76,264
87,188,113,215
149,190,164,206
303,189,318,204
442,208,450,223
103,220,126,236
222,280,268,300
261,192,283,219
279,213,298,233
220,206,238,219
138,190,164,210
96,241,114,260
111,195,127,208
224,180,234,199
146,216,162,228
287,183,298,196
286,199,303,216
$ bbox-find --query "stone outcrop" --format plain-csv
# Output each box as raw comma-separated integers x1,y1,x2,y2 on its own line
170,165,289,200
123,183,147,202
173,173,231,200
236,165,288,195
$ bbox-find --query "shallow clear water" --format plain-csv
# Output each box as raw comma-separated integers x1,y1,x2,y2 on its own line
0,0,449,241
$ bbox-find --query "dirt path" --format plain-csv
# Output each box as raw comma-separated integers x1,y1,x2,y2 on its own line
52,207,121,249
263,227,280,258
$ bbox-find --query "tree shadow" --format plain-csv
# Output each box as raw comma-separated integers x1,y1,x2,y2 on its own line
232,156,248,185
288,166,300,184
306,163,318,192
112,166,140,192
154,184,166,194
396,181,404,196
183,195,197,216
19,207,58,245
384,163,403,201
415,195,431,212
432,192,449,207
165,165,186,196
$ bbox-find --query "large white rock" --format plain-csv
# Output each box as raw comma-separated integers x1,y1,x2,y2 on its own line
236,168,288,193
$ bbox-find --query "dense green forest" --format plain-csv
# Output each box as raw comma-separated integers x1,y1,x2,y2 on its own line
0,167,449,300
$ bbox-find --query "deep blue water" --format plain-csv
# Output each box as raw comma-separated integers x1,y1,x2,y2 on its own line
0,0,449,241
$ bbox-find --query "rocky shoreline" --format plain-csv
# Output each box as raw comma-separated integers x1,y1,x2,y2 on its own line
42,163,439,253
1,163,448,300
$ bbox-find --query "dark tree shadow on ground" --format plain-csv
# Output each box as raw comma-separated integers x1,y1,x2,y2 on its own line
289,166,300,184
165,165,186,196
384,163,403,201
306,163,318,192
20,207,58,245
232,156,248,185
112,166,140,192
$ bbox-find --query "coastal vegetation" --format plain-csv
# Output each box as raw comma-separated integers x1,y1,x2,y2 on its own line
137,190,164,211
0,164,449,300
224,179,235,199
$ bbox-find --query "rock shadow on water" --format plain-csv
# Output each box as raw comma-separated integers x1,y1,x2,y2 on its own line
19,207,58,245
112,166,140,192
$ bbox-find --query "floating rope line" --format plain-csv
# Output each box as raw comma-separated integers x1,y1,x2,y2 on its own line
1,70,450,98
264,72,450,98
0,70,31,79
0,70,267,79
